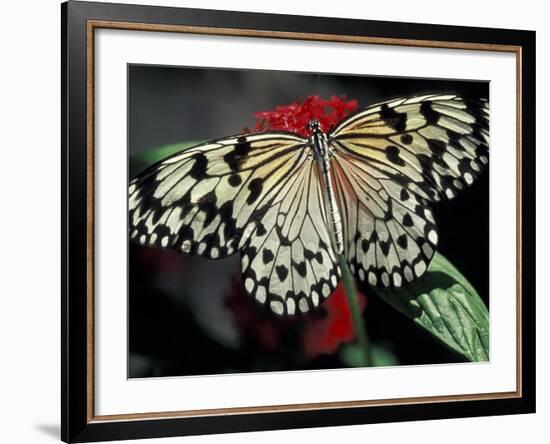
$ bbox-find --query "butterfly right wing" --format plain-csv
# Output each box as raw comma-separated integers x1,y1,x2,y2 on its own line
129,132,307,259
328,94,489,288
240,157,341,316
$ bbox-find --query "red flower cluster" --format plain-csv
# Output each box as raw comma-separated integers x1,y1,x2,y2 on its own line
253,95,358,137
226,96,367,358
302,283,367,358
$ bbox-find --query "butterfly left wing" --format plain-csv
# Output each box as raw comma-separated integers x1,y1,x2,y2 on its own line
129,131,340,315
329,94,489,287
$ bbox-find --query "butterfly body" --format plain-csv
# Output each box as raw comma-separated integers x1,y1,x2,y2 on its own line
129,94,489,316
308,119,345,255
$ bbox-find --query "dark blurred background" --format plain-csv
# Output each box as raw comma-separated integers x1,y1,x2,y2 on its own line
128,65,489,378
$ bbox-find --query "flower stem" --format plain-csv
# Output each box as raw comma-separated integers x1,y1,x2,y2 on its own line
338,255,372,366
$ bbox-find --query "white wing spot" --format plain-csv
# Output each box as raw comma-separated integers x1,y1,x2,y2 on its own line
311,291,319,306
161,236,169,247
286,298,296,315
381,272,390,287
197,242,206,254
368,272,377,286
424,209,435,224
422,243,434,258
270,300,284,315
256,286,266,303
322,283,331,298
428,230,438,245
464,172,474,185
358,268,365,281
211,247,219,258
404,265,414,282
393,272,402,287
139,234,146,244
414,261,427,278
330,275,337,287
245,278,254,293
299,297,309,313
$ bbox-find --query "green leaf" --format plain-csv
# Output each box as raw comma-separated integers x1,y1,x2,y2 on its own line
142,141,204,165
373,252,489,362
130,140,205,176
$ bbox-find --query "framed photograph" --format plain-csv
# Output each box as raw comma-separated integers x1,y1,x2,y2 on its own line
62,1,536,442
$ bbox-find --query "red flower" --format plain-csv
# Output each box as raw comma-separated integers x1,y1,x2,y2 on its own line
301,282,367,358
253,95,358,137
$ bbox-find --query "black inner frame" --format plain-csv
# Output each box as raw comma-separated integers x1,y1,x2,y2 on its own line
62,1,536,442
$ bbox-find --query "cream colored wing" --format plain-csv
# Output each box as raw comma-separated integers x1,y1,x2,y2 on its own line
329,94,489,287
129,131,340,315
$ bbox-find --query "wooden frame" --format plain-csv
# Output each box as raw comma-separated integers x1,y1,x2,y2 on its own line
62,1,536,442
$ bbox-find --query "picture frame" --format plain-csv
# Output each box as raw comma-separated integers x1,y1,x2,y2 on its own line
61,1,536,442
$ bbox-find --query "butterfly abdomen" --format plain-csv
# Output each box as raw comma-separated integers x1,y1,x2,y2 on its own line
318,158,344,255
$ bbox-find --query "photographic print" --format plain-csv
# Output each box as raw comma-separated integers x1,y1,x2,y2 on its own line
127,66,489,378
63,3,535,440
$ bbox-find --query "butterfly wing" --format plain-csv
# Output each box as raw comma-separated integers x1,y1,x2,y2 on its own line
329,94,489,287
331,152,438,287
240,159,340,315
129,132,340,315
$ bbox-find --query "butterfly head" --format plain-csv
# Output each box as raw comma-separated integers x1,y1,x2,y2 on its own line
308,119,331,161
307,119,322,135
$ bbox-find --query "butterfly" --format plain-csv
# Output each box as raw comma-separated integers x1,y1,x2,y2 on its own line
129,94,489,316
